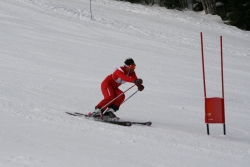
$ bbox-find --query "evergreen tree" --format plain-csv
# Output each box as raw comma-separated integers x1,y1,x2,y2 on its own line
227,0,250,30
120,0,141,4
201,0,216,14
159,0,181,9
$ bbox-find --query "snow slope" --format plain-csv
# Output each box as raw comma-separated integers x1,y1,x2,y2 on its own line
1,0,250,167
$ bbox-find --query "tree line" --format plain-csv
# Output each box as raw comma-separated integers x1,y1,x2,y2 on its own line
118,0,250,31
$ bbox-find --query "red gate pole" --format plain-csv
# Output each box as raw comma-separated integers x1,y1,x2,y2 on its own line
200,32,210,135
201,32,207,98
220,36,226,135
221,36,224,99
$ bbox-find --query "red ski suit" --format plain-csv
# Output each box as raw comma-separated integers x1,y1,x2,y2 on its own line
96,66,138,111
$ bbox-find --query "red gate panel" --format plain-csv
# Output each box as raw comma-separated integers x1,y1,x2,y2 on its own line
205,97,225,123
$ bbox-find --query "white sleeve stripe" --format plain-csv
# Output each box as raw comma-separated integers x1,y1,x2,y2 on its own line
107,87,111,96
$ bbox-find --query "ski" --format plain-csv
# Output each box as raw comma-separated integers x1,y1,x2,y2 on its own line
66,112,132,127
66,112,152,126
95,118,132,126
132,121,152,126
74,112,87,116
66,112,82,116
66,112,85,117
71,112,152,126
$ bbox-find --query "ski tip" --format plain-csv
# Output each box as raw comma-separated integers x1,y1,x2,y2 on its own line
66,112,75,115
109,121,132,127
131,121,152,126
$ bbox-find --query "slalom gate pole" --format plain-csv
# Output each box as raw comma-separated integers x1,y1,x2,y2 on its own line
90,0,92,20
100,84,136,112
122,90,139,105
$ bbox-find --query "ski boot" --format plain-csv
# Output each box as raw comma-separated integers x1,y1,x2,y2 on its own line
87,108,102,118
102,108,120,121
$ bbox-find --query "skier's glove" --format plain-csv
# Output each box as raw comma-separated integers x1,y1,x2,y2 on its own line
134,78,143,85
137,85,144,91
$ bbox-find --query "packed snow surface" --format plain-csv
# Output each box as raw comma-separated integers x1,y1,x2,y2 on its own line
1,0,250,167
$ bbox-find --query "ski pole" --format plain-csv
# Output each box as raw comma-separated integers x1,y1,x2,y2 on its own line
122,90,139,105
100,84,136,111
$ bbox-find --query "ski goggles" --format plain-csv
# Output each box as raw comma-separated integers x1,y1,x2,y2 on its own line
125,64,136,70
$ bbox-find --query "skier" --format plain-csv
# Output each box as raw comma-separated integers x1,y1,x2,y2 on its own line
90,58,144,119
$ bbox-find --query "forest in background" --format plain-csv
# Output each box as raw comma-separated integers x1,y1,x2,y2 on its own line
119,0,250,30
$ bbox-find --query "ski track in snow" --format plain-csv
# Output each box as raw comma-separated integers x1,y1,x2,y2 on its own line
1,0,250,167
